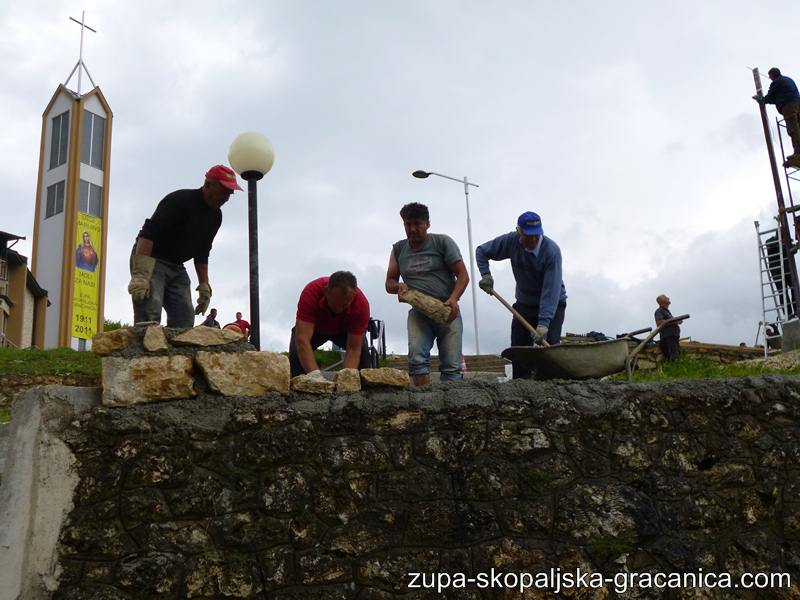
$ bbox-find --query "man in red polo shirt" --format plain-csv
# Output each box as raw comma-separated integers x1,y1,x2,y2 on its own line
289,271,372,377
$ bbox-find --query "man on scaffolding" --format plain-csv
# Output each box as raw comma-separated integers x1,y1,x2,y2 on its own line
754,67,800,166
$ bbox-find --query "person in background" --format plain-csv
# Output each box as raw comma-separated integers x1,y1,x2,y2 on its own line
654,294,682,361
202,308,220,328
233,312,251,339
754,67,800,163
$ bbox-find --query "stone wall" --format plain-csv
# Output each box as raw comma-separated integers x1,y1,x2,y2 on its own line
0,374,100,410
3,377,800,599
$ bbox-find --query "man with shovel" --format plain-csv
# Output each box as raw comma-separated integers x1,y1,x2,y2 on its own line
476,211,567,379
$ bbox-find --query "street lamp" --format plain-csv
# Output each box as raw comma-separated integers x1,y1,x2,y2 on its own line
412,169,481,355
229,132,275,350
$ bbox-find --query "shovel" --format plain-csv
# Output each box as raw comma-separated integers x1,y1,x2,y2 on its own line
490,290,550,347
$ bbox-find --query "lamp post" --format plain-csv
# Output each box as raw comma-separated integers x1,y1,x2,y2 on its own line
229,132,275,350
412,169,481,355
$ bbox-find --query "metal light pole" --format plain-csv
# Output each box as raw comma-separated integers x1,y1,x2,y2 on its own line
229,133,275,350
412,169,481,355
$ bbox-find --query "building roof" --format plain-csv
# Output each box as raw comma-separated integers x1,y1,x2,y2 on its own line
0,231,25,247
5,248,49,302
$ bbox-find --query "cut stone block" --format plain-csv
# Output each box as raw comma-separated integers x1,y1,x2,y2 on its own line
102,356,196,406
360,368,410,388
92,329,134,356
291,373,335,394
399,289,451,325
195,351,290,396
172,326,242,347
335,368,361,393
143,326,169,352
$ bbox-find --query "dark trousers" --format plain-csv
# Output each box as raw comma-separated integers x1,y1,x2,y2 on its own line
289,327,372,376
510,301,566,379
659,336,680,361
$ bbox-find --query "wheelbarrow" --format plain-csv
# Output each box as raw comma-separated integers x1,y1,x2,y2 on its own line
493,287,690,380
492,289,641,380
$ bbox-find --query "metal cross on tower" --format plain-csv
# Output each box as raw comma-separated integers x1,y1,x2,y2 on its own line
64,11,97,96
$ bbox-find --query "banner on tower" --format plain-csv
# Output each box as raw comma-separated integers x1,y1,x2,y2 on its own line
71,212,102,339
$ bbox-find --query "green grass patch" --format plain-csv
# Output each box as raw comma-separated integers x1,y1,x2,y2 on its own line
0,408,11,424
616,354,800,382
0,347,101,376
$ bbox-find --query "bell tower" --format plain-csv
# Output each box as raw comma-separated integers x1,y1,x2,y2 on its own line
30,12,112,348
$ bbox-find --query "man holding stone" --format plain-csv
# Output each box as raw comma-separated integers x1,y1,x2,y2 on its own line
289,271,372,379
476,211,568,379
385,202,469,386
128,165,242,327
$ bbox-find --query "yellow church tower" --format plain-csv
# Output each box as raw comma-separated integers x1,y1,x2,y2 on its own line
30,13,111,349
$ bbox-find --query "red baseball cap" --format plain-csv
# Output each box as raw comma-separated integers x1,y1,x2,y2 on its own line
205,165,243,191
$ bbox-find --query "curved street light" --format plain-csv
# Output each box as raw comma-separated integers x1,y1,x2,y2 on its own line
229,132,275,350
411,169,481,355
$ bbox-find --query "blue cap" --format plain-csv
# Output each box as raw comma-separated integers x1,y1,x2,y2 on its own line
517,211,543,235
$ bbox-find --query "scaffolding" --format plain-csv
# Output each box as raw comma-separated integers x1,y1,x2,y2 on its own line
752,68,800,349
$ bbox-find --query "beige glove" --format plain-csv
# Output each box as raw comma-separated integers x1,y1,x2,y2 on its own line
195,282,212,315
534,324,549,345
128,254,156,302
306,369,327,382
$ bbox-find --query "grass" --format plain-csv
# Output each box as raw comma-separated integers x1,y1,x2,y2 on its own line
0,408,10,424
617,354,800,382
0,347,101,376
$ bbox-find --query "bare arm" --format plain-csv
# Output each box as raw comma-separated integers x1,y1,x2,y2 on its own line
385,249,408,298
194,260,209,285
134,237,154,256
295,319,319,373
343,333,364,369
444,260,469,321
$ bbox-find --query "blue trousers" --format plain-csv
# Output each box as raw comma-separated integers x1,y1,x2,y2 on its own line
407,309,463,381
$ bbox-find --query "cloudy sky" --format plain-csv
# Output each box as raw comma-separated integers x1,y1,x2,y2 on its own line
2,1,799,355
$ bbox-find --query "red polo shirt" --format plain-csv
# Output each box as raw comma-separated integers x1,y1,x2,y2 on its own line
296,277,370,335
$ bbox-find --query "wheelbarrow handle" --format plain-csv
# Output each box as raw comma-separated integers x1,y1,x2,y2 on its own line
618,326,653,338
625,314,691,381
491,290,550,347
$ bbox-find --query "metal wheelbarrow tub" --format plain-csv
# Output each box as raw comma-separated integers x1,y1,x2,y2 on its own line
501,338,630,380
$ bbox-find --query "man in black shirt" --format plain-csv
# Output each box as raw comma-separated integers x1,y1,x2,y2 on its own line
128,165,242,327
654,294,682,361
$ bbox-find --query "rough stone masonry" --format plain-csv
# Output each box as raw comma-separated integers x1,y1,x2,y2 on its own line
3,373,800,599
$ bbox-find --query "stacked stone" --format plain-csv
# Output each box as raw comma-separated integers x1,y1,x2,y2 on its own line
92,326,409,406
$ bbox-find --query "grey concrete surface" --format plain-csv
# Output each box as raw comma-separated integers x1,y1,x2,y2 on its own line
782,319,800,352
0,386,99,600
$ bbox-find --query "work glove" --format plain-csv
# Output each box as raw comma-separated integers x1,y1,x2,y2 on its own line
533,324,549,345
478,274,494,295
752,94,764,103
128,254,156,303
194,282,212,315
306,369,327,382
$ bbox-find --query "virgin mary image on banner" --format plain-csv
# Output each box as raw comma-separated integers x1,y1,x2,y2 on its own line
76,230,99,272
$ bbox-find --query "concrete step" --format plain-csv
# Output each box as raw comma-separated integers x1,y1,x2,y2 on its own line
0,422,9,487
385,354,510,374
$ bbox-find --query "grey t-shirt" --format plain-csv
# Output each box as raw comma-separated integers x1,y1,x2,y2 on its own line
393,233,463,301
